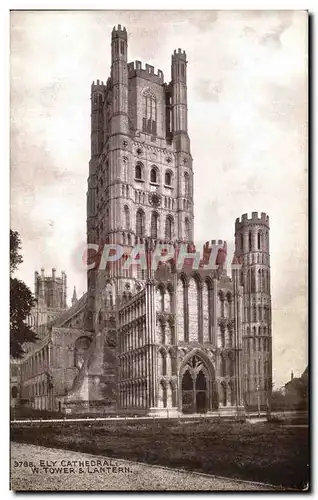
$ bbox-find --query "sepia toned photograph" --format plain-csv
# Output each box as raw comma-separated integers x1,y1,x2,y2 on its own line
10,10,308,491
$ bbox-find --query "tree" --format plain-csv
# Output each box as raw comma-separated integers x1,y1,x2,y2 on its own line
284,368,308,410
271,388,287,411
10,230,23,275
10,230,38,358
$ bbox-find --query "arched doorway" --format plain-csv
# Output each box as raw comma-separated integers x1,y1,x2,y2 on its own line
182,370,193,414
180,354,213,414
195,371,207,413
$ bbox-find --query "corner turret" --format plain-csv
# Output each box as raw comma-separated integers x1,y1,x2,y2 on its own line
234,212,272,410
171,48,188,138
112,24,127,41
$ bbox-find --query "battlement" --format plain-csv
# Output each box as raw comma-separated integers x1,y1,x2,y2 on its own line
36,268,66,281
91,80,106,92
203,239,227,250
211,239,226,247
202,240,226,258
128,61,164,83
235,212,270,230
112,24,127,40
172,48,187,61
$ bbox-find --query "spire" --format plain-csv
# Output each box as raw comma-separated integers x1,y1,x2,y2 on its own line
72,286,78,307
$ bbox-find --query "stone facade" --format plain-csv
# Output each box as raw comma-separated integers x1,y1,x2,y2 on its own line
12,275,87,412
26,268,68,339
10,361,20,408
12,25,272,416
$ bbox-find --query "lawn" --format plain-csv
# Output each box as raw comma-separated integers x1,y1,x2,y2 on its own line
11,419,309,490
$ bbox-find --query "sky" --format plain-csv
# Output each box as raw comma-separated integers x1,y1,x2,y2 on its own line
10,10,308,388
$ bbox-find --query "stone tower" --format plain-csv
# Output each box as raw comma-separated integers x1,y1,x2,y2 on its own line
28,268,68,337
234,212,272,409
34,268,67,310
86,25,195,329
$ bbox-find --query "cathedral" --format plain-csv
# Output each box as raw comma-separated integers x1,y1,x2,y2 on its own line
12,25,272,417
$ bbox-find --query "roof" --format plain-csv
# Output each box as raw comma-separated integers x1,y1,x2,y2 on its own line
53,292,87,327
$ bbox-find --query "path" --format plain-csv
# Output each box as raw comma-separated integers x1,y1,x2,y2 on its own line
11,442,280,491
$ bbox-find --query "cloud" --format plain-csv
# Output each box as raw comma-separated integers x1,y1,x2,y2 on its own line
10,127,69,191
260,14,293,48
260,80,307,129
195,78,223,102
186,10,219,31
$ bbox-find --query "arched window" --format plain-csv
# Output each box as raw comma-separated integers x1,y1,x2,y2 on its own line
151,212,159,239
165,170,172,186
252,305,257,322
184,217,190,240
142,89,157,135
258,231,262,250
136,209,145,237
105,161,109,185
219,290,225,317
257,268,261,292
135,163,143,180
222,383,227,406
160,321,165,344
240,233,243,251
220,355,226,377
251,268,256,292
124,205,130,230
229,359,234,377
246,269,250,293
150,168,157,183
161,381,167,408
261,269,265,291
158,350,166,376
122,157,128,182
165,216,174,240
249,231,252,251
184,172,190,197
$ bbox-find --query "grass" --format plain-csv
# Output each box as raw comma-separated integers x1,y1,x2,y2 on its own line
11,419,309,490
11,406,65,420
